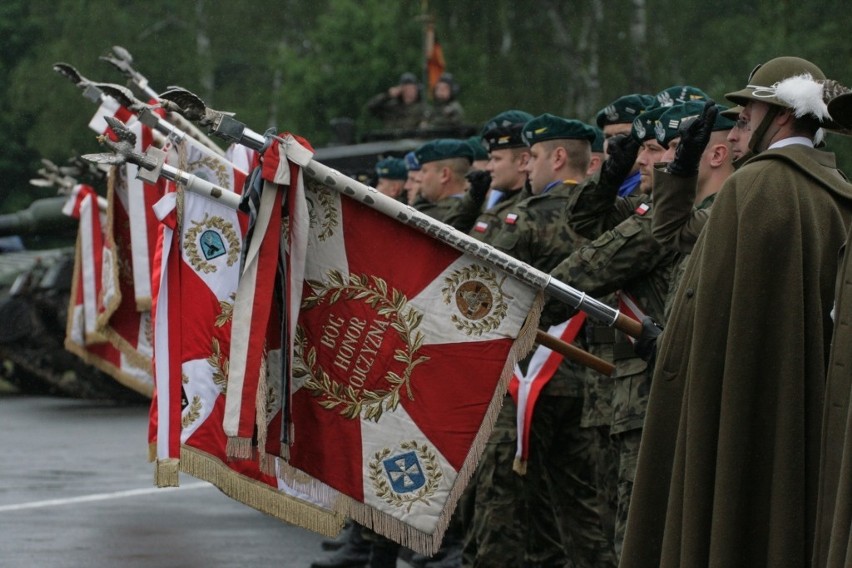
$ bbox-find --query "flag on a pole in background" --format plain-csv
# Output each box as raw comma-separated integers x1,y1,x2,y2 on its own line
64,183,155,396
425,21,446,94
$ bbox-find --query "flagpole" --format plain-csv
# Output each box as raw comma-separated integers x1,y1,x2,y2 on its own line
102,95,644,339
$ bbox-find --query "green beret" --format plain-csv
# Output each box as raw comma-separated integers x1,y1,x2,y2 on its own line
414,138,475,165
595,94,655,128
590,125,605,152
466,136,490,162
720,105,743,120
630,106,667,143
521,114,597,147
481,110,535,150
651,85,709,109
655,102,737,146
375,157,408,180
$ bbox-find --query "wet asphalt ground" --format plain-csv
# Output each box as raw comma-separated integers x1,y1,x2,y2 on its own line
0,392,354,568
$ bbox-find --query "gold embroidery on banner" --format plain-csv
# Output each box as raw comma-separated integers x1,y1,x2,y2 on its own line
182,395,202,428
207,337,229,394
368,440,443,512
186,154,231,188
294,270,429,422
441,264,512,335
183,213,240,273
216,293,236,327
306,179,338,241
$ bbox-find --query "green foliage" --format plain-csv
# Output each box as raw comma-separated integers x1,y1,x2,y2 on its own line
1,0,851,215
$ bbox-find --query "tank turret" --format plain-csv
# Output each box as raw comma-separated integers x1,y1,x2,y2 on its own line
0,196,78,238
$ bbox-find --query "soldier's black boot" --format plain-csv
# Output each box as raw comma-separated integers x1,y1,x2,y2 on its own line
310,522,370,568
321,520,353,551
367,538,399,568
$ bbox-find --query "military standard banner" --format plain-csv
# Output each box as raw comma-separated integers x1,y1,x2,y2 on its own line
241,136,543,553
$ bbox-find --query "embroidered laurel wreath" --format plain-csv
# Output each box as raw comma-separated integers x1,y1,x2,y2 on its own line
368,440,442,511
295,270,429,422
306,180,338,241
441,264,510,336
183,214,241,274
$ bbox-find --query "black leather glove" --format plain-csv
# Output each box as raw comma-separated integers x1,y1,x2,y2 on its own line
667,100,717,177
600,133,640,188
465,169,492,206
634,316,663,364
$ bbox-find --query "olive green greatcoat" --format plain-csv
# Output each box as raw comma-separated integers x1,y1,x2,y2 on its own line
621,145,852,568
813,230,852,568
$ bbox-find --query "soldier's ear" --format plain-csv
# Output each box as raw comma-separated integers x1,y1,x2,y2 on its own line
709,143,729,168
517,151,530,169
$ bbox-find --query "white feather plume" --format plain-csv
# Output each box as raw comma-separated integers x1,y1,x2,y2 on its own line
774,73,830,120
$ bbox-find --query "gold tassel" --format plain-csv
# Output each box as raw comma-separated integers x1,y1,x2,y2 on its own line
226,436,253,459
513,457,528,475
180,446,344,537
155,458,180,487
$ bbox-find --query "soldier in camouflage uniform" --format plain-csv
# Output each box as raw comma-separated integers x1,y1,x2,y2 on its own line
649,101,736,319
442,110,534,238
403,151,424,207
365,72,427,131
540,101,700,559
412,139,474,227
473,114,614,567
594,93,655,197
373,156,409,203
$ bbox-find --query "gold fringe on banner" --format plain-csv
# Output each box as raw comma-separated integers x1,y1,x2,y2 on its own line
180,446,344,537
225,437,254,460
155,458,180,487
277,292,544,556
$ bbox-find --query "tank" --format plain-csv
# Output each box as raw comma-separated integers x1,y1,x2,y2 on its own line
0,197,146,403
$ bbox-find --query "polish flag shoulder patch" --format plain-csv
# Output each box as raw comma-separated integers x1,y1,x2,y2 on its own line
634,202,651,216
504,213,519,225
474,221,489,233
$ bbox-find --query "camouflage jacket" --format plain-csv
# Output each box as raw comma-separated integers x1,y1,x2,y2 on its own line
545,208,680,433
651,167,711,254
565,169,650,240
365,93,427,131
413,194,468,227
442,186,531,238
490,180,591,397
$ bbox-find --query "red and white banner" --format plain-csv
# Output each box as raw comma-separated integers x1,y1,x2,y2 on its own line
148,138,341,534
64,183,155,395
508,313,586,473
243,136,542,554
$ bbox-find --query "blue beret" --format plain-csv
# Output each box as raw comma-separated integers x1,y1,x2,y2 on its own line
404,151,420,171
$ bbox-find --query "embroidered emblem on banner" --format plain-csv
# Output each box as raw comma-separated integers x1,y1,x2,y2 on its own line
179,148,231,188
294,270,429,421
184,214,240,273
306,178,338,241
442,264,511,336
369,440,443,511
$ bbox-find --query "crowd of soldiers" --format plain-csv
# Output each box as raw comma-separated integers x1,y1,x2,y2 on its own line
310,56,852,568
